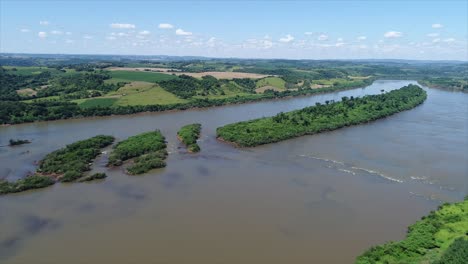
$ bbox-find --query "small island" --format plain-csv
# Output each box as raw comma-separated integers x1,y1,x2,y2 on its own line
177,123,202,153
38,135,115,182
1,135,114,195
9,139,31,146
108,130,168,175
356,197,468,264
217,85,427,147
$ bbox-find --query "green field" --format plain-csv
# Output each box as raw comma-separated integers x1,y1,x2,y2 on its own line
256,77,286,89
78,98,118,108
107,70,178,82
115,86,187,106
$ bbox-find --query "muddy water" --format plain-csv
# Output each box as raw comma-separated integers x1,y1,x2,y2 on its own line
0,80,466,263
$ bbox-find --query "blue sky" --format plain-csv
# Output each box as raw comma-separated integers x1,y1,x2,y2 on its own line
1,0,467,60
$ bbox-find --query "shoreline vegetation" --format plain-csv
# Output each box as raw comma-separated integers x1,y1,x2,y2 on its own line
177,123,202,153
0,135,114,195
216,85,427,147
356,197,468,264
107,130,168,175
0,77,374,125
418,78,467,93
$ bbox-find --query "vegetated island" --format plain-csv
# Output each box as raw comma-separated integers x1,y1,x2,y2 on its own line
9,138,31,146
0,135,114,195
217,85,427,147
177,123,202,153
356,197,468,264
107,130,168,175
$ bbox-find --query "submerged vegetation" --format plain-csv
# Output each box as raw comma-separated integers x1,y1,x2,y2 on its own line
0,175,55,195
108,130,168,174
9,138,31,146
78,172,107,182
217,85,427,147
356,197,468,264
177,123,202,152
38,135,114,182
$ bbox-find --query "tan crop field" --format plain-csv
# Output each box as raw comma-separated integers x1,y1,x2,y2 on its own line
107,67,270,79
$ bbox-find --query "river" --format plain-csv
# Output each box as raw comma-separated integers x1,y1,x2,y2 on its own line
0,80,467,263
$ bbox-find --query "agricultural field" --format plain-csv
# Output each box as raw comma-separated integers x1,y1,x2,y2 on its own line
107,70,178,82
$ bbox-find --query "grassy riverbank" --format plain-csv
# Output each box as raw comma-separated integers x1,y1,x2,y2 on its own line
356,197,468,264
217,85,427,147
177,123,202,152
108,130,168,174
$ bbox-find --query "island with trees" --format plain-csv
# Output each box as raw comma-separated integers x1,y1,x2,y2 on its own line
0,135,114,195
217,85,427,147
37,135,114,182
177,123,202,152
356,197,468,264
108,130,168,175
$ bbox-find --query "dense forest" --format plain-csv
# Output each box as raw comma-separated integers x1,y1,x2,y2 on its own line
177,123,202,152
217,85,427,147
108,130,168,174
356,197,468,264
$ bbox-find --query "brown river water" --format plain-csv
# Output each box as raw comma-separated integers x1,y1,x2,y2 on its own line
0,80,467,264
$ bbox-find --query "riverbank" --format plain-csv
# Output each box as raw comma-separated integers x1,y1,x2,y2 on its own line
356,197,468,264
1,78,374,126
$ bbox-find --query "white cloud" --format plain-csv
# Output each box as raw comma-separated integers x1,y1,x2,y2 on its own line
175,28,192,36
65,32,72,35
335,42,345,47
106,36,117,40
443,38,455,43
38,31,47,38
39,21,49,26
357,36,367,40
427,33,439,38
432,23,443,29
51,30,62,35
384,31,402,38
279,34,294,43
432,38,441,43
110,23,135,29
337,37,343,42
65,39,74,44
116,32,129,37
304,32,313,35
159,23,174,29
20,28,30,33
83,35,93,39
317,34,328,41
139,30,151,35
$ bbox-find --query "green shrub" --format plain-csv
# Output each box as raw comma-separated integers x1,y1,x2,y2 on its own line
177,123,201,152
79,172,107,182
